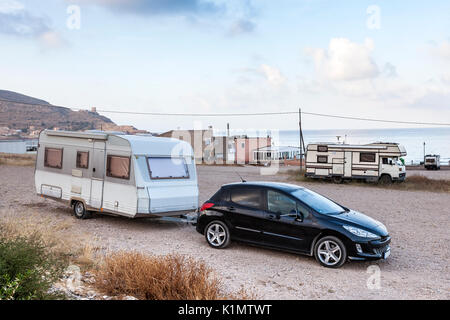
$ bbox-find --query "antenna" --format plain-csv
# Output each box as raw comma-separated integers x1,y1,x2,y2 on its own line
235,171,246,183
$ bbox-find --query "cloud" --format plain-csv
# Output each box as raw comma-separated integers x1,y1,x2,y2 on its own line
382,62,397,78
260,64,286,86
306,38,379,81
430,40,450,60
236,64,287,87
0,0,50,36
73,0,221,15
229,19,256,35
38,31,67,49
73,0,257,35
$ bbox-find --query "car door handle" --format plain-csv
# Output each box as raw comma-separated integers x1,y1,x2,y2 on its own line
267,214,277,220
228,206,236,211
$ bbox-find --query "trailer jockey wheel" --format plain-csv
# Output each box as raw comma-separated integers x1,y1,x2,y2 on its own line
73,201,92,220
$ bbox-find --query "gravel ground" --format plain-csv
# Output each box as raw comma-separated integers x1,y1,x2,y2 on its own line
0,164,449,299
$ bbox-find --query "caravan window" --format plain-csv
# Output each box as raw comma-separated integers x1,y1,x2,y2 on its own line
360,153,376,163
317,156,328,163
44,148,63,169
147,157,189,179
76,151,89,169
107,155,131,180
317,145,328,152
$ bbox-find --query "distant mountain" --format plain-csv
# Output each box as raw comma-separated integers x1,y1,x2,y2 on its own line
0,90,116,132
0,90,51,106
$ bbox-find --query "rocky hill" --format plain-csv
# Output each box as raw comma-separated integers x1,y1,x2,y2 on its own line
0,90,116,132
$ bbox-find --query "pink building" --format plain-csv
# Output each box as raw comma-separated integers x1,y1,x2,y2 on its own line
234,136,272,164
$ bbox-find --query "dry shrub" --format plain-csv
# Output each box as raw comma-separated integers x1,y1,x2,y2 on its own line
286,170,450,193
401,175,450,192
0,153,36,166
0,211,97,266
95,251,252,300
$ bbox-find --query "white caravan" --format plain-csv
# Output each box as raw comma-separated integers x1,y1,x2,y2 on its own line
424,154,440,170
35,130,199,219
305,142,407,183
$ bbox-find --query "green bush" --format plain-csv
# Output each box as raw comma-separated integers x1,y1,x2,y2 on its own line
0,234,65,300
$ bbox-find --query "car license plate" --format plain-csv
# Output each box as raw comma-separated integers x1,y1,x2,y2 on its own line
383,247,391,259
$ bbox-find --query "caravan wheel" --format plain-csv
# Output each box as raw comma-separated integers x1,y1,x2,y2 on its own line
73,201,92,220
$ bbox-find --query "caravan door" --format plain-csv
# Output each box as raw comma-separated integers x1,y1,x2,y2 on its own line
90,141,105,209
344,152,352,177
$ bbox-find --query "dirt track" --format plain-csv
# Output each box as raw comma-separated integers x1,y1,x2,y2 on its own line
0,164,449,299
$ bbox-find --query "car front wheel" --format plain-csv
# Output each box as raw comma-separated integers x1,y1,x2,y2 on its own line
205,220,230,249
314,236,347,268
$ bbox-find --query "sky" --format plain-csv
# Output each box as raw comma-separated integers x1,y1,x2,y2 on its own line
0,0,449,133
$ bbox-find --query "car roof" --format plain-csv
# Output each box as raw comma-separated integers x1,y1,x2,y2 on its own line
222,181,304,193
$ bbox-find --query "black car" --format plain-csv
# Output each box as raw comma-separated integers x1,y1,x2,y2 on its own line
196,181,391,268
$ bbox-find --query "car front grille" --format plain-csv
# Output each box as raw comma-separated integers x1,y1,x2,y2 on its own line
373,245,390,255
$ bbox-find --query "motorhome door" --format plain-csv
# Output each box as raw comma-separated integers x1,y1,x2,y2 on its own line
90,141,105,209
344,152,352,177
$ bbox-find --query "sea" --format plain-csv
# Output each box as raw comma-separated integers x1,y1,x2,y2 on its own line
278,127,450,165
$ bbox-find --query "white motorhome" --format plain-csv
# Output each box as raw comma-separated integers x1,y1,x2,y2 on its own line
35,130,199,219
424,154,440,170
305,142,407,183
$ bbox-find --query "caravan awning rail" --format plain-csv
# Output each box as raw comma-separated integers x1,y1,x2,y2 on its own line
45,130,108,140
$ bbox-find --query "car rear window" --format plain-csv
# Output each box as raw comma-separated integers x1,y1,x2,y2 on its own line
230,188,262,209
210,188,228,202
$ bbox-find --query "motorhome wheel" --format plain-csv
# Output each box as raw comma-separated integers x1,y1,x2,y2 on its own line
379,174,392,185
332,176,343,184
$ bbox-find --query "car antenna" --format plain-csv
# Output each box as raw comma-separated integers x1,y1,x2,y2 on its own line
236,172,246,183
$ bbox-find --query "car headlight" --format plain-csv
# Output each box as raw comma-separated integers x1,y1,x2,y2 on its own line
343,225,379,239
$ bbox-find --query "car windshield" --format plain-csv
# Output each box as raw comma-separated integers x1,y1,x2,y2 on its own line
290,188,345,215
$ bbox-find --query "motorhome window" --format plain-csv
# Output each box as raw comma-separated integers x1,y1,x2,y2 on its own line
360,153,376,163
44,148,63,169
147,157,189,179
317,156,328,163
317,145,328,152
107,155,130,180
382,158,388,164
76,151,89,169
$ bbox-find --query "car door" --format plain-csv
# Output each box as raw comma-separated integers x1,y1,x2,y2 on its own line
261,189,311,252
225,187,266,242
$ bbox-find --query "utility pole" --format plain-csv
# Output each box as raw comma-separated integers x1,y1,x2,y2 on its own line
423,142,426,163
299,108,303,172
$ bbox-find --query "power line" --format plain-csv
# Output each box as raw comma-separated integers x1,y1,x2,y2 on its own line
91,108,450,126
1,97,449,126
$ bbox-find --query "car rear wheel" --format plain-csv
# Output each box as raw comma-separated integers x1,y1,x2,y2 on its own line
73,201,92,220
314,236,347,268
205,221,230,249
